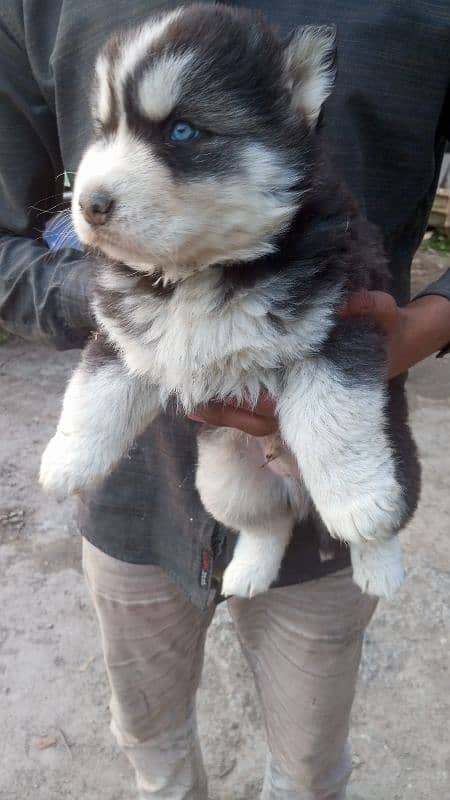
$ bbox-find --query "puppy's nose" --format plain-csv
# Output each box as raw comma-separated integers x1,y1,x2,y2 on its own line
79,190,114,226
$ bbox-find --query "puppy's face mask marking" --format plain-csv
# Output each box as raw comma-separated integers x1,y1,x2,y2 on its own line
73,6,336,279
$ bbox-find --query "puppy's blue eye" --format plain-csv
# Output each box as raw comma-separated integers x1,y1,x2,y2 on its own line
170,121,199,143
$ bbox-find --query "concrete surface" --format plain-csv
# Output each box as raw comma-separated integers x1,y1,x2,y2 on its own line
0,249,449,800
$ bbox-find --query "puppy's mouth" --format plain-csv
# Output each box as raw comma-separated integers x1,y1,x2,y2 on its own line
98,238,162,272
78,220,164,272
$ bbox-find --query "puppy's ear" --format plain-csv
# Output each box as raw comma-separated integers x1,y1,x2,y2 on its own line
283,25,336,127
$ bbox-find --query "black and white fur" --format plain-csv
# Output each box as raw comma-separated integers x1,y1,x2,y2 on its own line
40,4,420,598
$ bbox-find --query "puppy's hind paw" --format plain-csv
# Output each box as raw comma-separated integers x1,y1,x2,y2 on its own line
351,537,404,598
222,555,278,599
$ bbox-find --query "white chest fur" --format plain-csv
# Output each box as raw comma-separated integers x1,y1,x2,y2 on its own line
95,268,338,410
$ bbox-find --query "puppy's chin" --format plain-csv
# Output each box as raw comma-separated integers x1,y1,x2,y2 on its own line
89,237,160,274
72,215,158,273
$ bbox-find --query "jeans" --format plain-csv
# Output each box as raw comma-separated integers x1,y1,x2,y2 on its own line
83,538,377,799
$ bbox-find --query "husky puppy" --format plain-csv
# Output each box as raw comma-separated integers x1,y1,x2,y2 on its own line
40,3,420,598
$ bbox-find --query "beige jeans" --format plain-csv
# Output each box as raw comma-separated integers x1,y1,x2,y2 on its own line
82,539,377,800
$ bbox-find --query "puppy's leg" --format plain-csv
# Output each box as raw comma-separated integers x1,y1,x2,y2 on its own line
40,335,160,497
221,515,295,599
277,322,410,597
349,376,420,597
196,429,308,598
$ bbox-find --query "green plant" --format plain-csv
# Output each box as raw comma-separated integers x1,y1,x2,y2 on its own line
421,232,450,255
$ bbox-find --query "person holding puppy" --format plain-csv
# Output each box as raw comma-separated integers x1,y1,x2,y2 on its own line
1,2,449,799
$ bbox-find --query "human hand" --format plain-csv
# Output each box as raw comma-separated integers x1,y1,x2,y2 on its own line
187,290,450,434
339,289,450,379
188,392,278,436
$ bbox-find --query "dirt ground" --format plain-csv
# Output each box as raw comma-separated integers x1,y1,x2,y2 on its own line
1,249,449,800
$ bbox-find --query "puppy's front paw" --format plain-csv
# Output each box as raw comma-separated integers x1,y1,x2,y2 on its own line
351,537,404,598
321,480,405,545
39,432,102,498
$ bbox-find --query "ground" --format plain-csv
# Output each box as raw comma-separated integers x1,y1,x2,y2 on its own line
1,248,449,800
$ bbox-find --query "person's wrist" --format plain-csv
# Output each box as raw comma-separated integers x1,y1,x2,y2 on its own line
390,295,450,376
408,294,450,351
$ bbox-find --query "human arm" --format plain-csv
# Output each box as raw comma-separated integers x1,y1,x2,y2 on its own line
0,14,94,350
